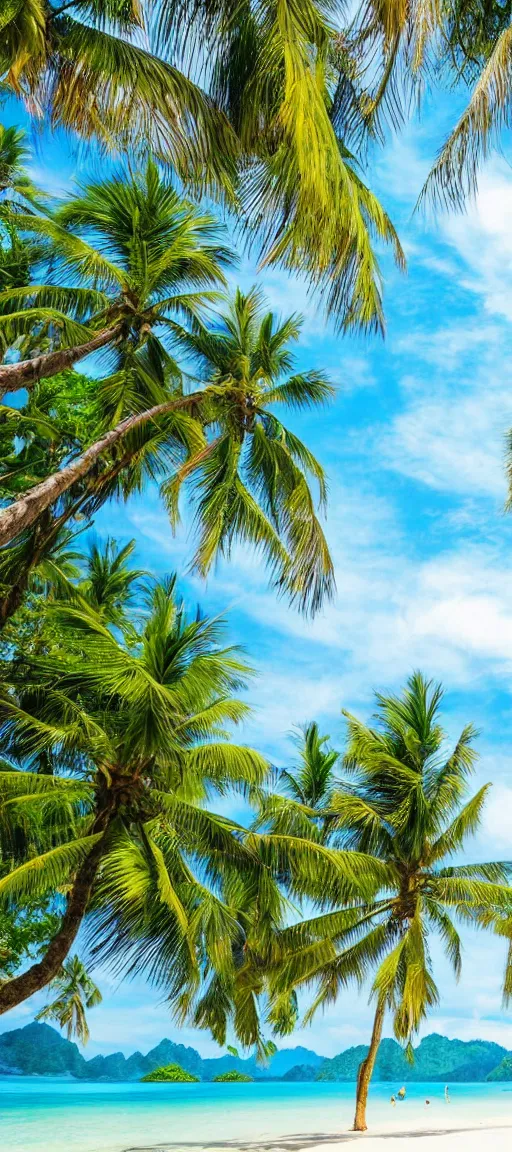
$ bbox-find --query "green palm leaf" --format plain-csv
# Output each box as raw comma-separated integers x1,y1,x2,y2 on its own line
0,834,102,903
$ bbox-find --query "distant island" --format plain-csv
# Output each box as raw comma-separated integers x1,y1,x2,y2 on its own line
1,1023,512,1083
213,1070,254,1082
141,1063,199,1082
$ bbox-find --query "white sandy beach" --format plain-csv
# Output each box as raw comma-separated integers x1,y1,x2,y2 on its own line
285,1121,512,1152
306,1126,512,1152
135,1119,512,1152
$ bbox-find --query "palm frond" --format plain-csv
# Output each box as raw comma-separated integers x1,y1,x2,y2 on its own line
0,834,102,903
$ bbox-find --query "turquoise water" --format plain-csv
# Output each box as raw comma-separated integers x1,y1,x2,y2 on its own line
2,1078,512,1152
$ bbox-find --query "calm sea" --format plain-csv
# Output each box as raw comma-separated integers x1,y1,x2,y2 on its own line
2,1077,512,1152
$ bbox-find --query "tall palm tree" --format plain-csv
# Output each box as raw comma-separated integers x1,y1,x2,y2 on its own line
35,955,102,1043
0,3,403,331
165,287,336,614
266,673,512,1131
0,577,383,1018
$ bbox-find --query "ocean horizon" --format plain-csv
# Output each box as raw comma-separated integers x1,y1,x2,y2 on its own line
3,1077,512,1152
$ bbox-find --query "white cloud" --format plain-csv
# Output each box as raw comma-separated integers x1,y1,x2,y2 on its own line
441,161,512,323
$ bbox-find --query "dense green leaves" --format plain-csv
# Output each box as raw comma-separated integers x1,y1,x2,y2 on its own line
0,2,403,330
165,288,336,614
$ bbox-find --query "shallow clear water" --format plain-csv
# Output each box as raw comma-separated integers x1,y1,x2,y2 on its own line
2,1078,512,1152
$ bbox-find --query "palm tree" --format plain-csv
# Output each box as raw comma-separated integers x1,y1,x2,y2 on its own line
0,161,231,396
0,4,404,331
0,289,337,616
0,163,232,547
0,576,383,1019
35,955,102,1043
266,673,512,1131
256,722,340,842
165,288,335,614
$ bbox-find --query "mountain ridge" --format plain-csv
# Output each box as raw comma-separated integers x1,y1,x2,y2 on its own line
0,1023,511,1082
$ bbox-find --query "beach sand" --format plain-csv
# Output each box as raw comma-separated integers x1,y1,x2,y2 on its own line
131,1121,512,1152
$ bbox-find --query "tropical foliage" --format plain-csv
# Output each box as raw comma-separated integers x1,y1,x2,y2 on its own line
0,548,384,1031
263,674,512,1129
35,955,102,1043
0,160,231,394
0,893,60,979
336,0,512,208
0,202,336,612
165,287,335,614
212,1069,253,1082
141,1063,199,1082
0,2,404,332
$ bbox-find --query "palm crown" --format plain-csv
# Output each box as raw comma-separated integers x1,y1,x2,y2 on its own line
167,288,336,615
2,162,232,362
0,125,41,212
266,673,512,1127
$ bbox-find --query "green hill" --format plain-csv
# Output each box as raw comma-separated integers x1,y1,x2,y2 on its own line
0,1023,84,1077
487,1055,512,1081
317,1038,407,1082
0,1022,510,1083
316,1034,508,1083
141,1063,199,1082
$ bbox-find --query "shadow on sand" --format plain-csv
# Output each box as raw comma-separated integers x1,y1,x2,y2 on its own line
124,1122,512,1152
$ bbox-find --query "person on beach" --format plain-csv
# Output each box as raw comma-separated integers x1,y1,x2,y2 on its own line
445,1085,450,1103
390,1096,396,1107
397,1086,406,1100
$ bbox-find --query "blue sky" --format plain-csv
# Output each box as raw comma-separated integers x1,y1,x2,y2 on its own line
4,96,512,1059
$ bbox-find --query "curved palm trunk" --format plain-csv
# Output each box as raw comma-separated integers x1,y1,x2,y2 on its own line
0,833,107,1014
352,1002,385,1132
0,393,201,547
0,324,123,398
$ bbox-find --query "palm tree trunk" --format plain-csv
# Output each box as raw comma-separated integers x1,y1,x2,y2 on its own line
352,1001,385,1132
0,833,107,1014
0,393,202,547
0,324,123,398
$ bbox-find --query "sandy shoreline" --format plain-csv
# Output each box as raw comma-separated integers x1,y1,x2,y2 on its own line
127,1120,512,1152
